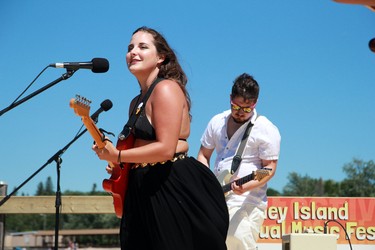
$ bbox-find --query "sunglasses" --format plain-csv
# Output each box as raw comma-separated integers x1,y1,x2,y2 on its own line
230,101,254,113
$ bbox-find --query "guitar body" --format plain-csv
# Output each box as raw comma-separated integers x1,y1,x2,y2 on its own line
102,134,135,218
216,169,232,187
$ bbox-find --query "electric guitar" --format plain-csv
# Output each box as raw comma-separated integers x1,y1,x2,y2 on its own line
70,95,134,218
217,168,272,194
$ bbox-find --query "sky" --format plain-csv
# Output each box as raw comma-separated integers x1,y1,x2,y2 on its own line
0,0,374,198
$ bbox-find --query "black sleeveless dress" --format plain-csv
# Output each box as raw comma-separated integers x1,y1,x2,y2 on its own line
119,79,229,250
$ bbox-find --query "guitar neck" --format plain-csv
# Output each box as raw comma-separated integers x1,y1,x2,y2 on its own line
236,173,255,186
222,173,255,193
222,183,232,193
81,117,106,149
70,96,107,149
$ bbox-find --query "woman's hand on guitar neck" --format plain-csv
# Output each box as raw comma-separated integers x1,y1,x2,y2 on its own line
92,140,118,164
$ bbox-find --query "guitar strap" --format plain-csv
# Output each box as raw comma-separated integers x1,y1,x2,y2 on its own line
230,114,258,174
118,77,163,140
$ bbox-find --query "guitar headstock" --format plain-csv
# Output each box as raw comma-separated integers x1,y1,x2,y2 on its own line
70,95,92,118
254,168,272,181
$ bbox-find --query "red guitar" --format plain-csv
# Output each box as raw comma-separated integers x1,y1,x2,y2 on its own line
70,95,134,218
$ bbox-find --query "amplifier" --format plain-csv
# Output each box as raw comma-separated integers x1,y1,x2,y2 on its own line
282,233,337,250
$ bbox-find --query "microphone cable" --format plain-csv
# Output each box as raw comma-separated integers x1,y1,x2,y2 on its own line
323,219,353,250
9,65,49,106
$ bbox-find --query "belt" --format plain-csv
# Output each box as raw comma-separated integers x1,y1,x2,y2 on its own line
132,152,187,169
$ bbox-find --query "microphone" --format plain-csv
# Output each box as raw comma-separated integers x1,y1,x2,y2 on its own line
91,99,113,123
49,58,109,73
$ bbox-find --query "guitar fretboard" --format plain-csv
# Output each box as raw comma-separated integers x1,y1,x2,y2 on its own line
221,168,271,193
222,173,255,193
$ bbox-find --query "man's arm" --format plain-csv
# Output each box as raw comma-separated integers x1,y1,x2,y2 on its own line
197,145,214,168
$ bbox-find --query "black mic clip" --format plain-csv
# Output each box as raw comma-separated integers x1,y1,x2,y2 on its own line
98,128,115,143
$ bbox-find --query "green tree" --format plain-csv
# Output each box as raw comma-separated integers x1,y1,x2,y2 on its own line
282,172,321,196
323,179,341,197
35,182,44,195
282,159,375,197
44,176,55,194
35,176,55,195
91,183,97,193
267,187,281,196
339,158,375,197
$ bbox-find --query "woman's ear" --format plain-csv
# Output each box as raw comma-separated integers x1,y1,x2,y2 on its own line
157,54,166,65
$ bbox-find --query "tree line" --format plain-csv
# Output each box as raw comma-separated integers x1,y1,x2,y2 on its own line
268,158,375,197
4,158,375,247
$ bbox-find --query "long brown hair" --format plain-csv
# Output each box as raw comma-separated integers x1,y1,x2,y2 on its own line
132,26,191,112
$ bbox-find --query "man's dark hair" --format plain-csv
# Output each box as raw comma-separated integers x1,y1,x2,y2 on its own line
231,73,259,100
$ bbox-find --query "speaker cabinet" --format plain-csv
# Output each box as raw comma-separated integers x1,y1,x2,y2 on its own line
282,233,337,250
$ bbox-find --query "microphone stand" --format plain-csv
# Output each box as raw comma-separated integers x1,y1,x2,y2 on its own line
51,128,89,250
0,127,89,250
0,69,76,117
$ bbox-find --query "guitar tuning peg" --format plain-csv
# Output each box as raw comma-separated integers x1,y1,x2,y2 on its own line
80,96,91,106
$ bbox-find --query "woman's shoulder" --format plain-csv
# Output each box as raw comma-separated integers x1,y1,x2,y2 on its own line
155,78,179,87
152,79,183,96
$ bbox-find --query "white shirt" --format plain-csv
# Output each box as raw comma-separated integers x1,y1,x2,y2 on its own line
200,109,281,208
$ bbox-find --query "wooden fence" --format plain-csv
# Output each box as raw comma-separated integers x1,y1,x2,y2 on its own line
0,195,118,249
0,196,115,214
